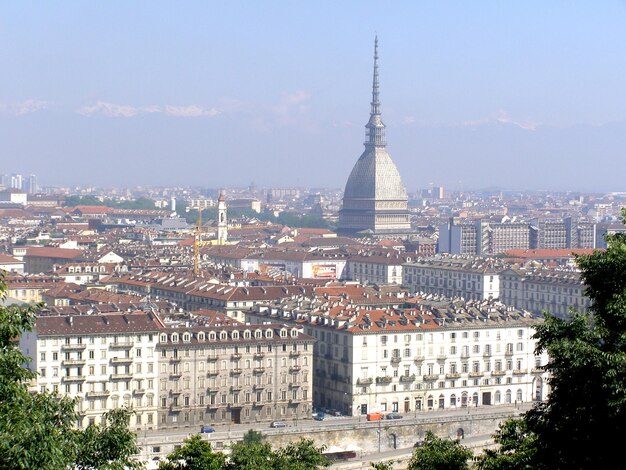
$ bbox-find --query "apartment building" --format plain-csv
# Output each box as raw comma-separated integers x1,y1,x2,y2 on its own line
344,252,412,285
19,312,163,430
247,296,549,417
402,256,504,301
499,267,590,319
155,323,314,429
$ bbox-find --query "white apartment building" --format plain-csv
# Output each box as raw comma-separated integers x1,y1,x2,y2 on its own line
19,312,163,430
344,252,411,285
248,296,549,417
403,256,504,301
500,267,590,319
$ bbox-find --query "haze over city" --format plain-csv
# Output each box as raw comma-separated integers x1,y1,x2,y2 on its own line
2,1,626,191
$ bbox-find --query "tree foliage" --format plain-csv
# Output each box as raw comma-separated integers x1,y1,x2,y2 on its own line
0,273,142,470
158,436,328,470
477,209,626,469
407,431,472,470
158,434,225,470
242,429,263,446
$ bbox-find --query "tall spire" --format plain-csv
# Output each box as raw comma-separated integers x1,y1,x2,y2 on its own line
365,35,386,148
371,35,380,116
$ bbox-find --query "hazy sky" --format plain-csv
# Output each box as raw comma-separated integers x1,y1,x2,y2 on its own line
1,1,626,192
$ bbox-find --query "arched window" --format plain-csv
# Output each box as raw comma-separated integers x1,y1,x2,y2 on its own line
450,394,457,407
495,391,501,404
505,390,512,404
516,389,523,402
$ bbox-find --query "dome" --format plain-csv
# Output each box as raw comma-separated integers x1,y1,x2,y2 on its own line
343,147,408,201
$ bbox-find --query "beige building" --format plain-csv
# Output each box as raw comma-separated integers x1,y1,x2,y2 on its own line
155,323,314,429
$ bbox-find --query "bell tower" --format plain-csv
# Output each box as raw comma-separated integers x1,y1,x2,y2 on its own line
217,191,228,244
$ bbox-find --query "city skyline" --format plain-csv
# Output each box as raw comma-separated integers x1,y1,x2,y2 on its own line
2,2,626,192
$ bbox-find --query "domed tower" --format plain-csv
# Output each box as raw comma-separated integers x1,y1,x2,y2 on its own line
217,191,228,244
338,37,410,235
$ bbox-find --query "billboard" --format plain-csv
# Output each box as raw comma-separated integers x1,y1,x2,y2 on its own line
311,263,337,279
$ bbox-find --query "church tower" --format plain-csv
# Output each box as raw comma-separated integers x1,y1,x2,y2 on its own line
217,191,228,244
338,37,411,235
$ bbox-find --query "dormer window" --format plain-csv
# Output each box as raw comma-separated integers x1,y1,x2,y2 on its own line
198,332,205,341
182,333,191,342
209,332,216,341
231,331,239,340
160,334,167,343
266,330,273,339
171,333,179,342
290,328,298,338
280,329,288,338
220,331,227,341
243,330,251,339
255,330,262,339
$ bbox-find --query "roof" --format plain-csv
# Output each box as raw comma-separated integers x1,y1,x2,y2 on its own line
35,311,165,336
24,247,83,260
343,147,408,201
504,248,598,259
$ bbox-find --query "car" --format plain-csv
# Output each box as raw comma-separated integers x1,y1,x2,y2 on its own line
270,421,287,428
313,412,325,421
366,412,383,421
200,425,215,433
385,412,403,420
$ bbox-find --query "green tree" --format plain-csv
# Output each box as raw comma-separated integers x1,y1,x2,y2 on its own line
158,434,225,470
274,439,330,469
408,431,473,470
74,408,143,469
477,209,626,469
370,461,396,470
474,418,537,470
226,442,276,470
0,275,79,469
242,429,263,445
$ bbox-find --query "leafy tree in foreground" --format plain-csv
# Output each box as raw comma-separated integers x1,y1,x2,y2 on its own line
242,429,263,445
370,461,396,470
407,431,472,470
274,439,330,469
474,418,537,470
477,208,626,469
0,275,78,469
226,441,276,470
158,434,225,470
74,408,143,469
0,274,143,470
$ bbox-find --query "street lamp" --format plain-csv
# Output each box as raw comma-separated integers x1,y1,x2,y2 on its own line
377,420,381,453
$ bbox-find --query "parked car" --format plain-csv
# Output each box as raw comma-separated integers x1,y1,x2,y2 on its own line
313,412,325,421
270,421,287,428
200,425,215,433
385,412,403,420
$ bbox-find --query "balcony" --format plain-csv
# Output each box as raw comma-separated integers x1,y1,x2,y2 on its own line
253,383,265,390
253,352,265,360
231,353,242,360
62,359,86,366
289,351,300,358
110,341,134,349
231,368,242,375
390,356,401,364
169,357,181,363
376,376,392,384
414,355,425,363
436,355,447,362
445,373,461,379
505,350,514,357
169,371,182,378
207,355,219,361
483,351,492,358
133,388,146,395
423,374,439,381
531,367,544,374
61,343,86,351
469,371,484,378
62,375,86,382
110,373,133,380
85,390,110,398
513,369,527,375
491,370,506,376
207,370,219,376
461,352,470,359
357,377,373,385
289,365,301,373
399,374,416,383
289,382,301,388
253,367,265,374
170,389,182,395
170,405,182,413
110,357,133,365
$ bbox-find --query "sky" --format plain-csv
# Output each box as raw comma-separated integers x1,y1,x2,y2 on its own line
1,1,626,192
